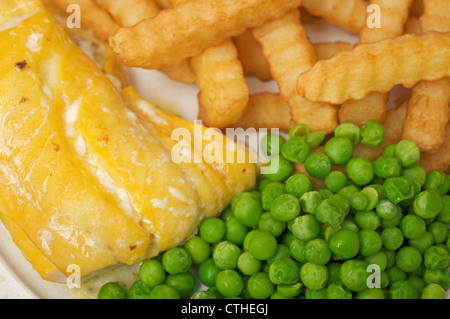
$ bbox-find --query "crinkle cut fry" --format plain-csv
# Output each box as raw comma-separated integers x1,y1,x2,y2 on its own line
296,32,450,105
339,0,413,126
402,0,450,152
109,0,303,69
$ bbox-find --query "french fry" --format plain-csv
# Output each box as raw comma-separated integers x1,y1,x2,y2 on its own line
44,0,120,40
402,0,450,152
300,0,368,34
94,0,160,27
313,41,354,60
296,32,450,105
233,29,272,81
339,0,413,126
404,16,422,34
253,9,338,133
418,123,450,173
230,93,295,132
190,39,249,128
109,0,302,69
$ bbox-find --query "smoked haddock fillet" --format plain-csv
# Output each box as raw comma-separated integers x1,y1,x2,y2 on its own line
0,0,257,282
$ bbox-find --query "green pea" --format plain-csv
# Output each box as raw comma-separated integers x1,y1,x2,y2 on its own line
355,210,381,230
257,177,272,192
184,235,211,264
383,177,415,204
395,246,422,273
198,258,221,287
388,280,418,299
300,262,328,290
338,185,360,200
270,193,301,222
289,123,310,139
299,191,324,215
97,282,127,299
258,212,286,238
261,133,285,156
424,170,450,195
315,194,351,228
266,244,291,264
363,251,388,271
165,272,196,299
199,217,226,244
360,121,384,147
386,265,407,285
285,173,312,197
380,206,403,228
139,259,166,287
232,195,263,227
224,217,250,246
358,229,383,257
149,284,180,299
334,123,361,145
329,229,360,260
355,288,384,299
394,140,421,168
304,287,327,299
289,238,307,263
339,259,369,292
324,136,354,165
326,281,352,299
305,153,332,179
423,245,449,270
306,131,327,149
190,290,216,299
350,192,370,211
305,238,331,265
128,280,152,299
359,186,379,210
346,157,374,186
381,227,404,251
409,231,434,254
408,276,426,295
327,262,342,284
220,206,234,222
248,231,278,261
423,268,450,290
383,144,396,157
402,165,427,187
281,137,311,163
428,221,449,244
261,182,286,210
277,283,302,298
162,247,192,275
215,269,244,298
413,190,443,219
246,272,275,299
376,199,400,220
400,214,426,239
264,155,294,182
374,156,402,179
268,257,300,285
341,215,360,233
212,241,241,270
290,214,321,242
325,171,348,193
421,283,447,299
237,251,261,276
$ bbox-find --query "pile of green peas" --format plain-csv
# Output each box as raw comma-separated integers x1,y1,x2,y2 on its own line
98,121,450,299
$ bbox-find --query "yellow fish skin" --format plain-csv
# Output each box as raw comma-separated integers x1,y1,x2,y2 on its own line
0,0,257,282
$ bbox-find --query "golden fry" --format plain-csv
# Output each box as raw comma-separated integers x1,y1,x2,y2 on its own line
418,123,450,173
402,0,450,152
230,93,295,132
253,9,337,133
301,0,368,34
340,0,412,125
297,32,450,105
94,0,160,27
313,41,354,60
44,0,120,40
190,39,249,128
110,0,302,69
233,29,272,81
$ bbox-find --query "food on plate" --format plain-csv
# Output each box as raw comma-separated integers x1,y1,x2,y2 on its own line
109,0,302,69
296,31,450,105
253,9,338,133
402,0,450,152
0,0,256,282
99,120,450,299
300,0,368,34
339,0,413,126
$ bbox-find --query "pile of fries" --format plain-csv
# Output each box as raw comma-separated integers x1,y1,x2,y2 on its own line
44,0,450,173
